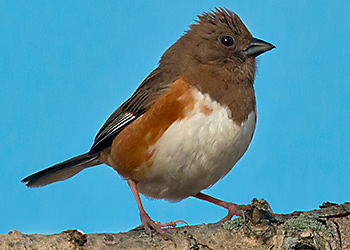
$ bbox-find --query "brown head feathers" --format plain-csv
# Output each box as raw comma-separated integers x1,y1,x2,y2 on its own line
159,8,255,71
192,8,251,38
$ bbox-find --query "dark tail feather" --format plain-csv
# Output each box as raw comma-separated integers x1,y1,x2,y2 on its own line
21,153,101,187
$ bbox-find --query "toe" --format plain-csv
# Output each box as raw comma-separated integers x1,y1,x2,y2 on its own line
139,214,186,240
157,219,187,228
220,203,252,221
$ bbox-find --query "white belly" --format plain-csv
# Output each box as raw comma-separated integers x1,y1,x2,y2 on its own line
137,89,256,201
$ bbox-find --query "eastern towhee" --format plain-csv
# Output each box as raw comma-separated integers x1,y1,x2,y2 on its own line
22,8,275,239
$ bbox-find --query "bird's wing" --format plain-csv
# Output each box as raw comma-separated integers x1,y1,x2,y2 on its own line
89,68,176,154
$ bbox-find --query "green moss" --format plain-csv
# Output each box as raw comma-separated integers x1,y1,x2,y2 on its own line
223,217,244,230
284,237,318,250
251,198,269,212
284,237,298,250
283,213,332,236
64,229,87,246
138,232,150,238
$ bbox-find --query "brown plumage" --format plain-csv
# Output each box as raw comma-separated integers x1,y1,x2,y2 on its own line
22,8,274,240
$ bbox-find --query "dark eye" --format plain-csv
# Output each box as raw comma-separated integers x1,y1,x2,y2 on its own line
220,36,234,47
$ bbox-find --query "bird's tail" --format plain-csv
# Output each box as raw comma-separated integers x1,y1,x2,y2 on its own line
21,153,101,187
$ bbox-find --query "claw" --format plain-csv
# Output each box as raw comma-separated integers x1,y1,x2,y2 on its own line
219,204,252,221
139,214,186,240
157,219,187,228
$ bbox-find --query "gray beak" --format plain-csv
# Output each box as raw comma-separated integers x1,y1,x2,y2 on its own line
243,38,275,57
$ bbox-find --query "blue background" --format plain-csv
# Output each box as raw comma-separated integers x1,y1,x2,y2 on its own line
1,1,349,234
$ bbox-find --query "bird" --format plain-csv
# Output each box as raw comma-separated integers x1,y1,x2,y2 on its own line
22,8,275,239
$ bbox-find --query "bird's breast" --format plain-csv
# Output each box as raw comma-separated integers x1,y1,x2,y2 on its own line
108,78,256,201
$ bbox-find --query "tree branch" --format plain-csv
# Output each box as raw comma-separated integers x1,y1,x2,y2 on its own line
1,200,349,249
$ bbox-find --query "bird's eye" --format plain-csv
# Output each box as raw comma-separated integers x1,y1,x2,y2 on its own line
220,36,234,47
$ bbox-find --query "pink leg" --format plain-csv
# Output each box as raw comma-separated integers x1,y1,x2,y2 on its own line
127,180,185,239
193,192,251,221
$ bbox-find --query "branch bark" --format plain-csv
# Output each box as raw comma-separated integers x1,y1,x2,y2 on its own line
1,200,349,249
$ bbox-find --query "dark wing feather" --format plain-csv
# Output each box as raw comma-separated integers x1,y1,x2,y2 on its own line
88,67,177,154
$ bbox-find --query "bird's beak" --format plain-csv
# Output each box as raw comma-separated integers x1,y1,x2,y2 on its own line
243,38,275,57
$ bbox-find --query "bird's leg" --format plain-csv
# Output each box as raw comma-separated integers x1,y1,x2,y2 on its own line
127,180,186,240
192,192,252,221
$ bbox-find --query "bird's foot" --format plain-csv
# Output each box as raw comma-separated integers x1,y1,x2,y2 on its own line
219,203,252,222
192,192,252,221
139,212,186,240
